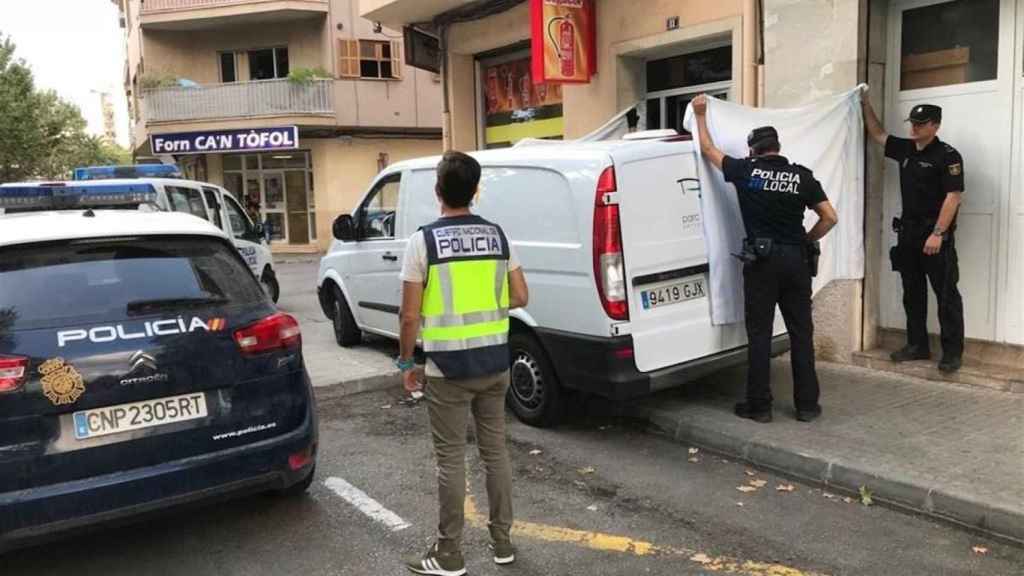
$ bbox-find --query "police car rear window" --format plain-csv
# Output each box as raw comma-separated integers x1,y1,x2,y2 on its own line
0,236,264,331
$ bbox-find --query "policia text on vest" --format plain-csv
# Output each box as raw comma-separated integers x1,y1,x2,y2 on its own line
397,151,528,575
691,94,839,425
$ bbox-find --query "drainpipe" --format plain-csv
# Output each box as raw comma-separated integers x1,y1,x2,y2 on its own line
742,0,757,107
439,24,452,152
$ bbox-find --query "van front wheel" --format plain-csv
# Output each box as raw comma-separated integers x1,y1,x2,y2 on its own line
507,332,563,428
331,285,362,347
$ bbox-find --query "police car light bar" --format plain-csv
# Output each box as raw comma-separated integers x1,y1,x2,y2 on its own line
0,183,159,210
73,164,182,181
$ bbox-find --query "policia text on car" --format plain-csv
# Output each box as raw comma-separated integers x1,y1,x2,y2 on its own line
396,151,529,576
691,94,839,424
862,99,965,373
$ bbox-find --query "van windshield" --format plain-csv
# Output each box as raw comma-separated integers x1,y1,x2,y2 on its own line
0,237,264,332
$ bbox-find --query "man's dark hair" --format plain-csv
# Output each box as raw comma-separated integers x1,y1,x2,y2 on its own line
747,126,781,156
436,151,481,208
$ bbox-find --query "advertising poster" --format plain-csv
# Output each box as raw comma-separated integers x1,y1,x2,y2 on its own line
482,56,564,148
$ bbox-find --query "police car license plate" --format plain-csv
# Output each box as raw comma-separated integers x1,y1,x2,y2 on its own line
73,393,207,440
640,276,707,310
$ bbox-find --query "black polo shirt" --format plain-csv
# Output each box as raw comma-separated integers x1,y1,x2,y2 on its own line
722,155,828,244
884,136,964,221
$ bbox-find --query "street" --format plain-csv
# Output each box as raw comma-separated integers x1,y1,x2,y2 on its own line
4,262,1022,576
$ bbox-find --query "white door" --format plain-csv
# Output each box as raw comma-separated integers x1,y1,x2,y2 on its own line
262,172,287,244
221,192,266,277
345,172,405,336
881,0,1015,343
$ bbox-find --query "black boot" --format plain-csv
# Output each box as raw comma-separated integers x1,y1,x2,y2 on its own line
890,345,930,363
938,355,962,373
734,402,772,423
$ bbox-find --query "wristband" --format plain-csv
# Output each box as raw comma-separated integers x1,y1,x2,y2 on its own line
394,357,416,372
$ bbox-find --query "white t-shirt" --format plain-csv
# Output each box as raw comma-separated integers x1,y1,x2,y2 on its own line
400,227,521,377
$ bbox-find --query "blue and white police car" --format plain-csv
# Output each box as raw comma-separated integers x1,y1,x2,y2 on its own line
0,186,317,552
2,166,280,302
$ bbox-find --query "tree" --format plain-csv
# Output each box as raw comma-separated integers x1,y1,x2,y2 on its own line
0,33,127,182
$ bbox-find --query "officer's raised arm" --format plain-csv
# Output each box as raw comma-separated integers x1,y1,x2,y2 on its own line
861,94,889,147
692,94,725,170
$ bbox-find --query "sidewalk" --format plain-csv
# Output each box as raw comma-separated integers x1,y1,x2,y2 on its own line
634,360,1024,544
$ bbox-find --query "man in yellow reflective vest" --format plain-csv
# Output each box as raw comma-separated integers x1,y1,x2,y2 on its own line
399,151,529,576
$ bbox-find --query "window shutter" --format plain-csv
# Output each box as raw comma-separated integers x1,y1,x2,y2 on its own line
390,41,402,79
338,39,359,78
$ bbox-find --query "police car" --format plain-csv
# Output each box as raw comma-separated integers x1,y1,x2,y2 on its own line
0,190,317,551
2,166,280,302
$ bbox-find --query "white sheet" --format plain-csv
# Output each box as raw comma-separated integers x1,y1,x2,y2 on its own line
683,86,866,325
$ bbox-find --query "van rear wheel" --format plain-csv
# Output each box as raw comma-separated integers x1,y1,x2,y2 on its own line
331,285,362,347
507,332,563,427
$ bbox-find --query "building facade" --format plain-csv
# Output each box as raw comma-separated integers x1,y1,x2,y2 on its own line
114,0,443,252
361,0,1022,379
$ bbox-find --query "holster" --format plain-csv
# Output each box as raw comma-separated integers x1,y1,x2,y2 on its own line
806,241,821,278
733,237,773,265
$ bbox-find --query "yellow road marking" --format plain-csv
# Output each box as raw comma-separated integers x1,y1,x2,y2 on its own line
464,493,828,576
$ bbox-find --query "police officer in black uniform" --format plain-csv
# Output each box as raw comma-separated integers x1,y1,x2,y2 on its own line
692,94,838,423
862,99,965,373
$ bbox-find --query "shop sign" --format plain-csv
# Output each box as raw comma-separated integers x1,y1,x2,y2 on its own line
150,126,299,155
530,0,596,84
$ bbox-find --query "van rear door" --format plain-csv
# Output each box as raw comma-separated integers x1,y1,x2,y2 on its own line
612,141,749,373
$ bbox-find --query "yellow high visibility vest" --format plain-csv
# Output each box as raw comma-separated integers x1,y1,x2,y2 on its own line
420,215,510,379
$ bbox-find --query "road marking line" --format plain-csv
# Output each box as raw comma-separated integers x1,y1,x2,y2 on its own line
464,493,828,576
324,476,411,532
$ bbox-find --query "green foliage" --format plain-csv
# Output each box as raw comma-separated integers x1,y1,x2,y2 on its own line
287,67,331,85
139,72,178,90
0,32,127,182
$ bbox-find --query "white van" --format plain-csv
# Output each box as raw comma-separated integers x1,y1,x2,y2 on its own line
0,178,279,301
317,138,789,426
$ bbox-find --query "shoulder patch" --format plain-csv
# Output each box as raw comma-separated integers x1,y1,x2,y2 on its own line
948,163,962,176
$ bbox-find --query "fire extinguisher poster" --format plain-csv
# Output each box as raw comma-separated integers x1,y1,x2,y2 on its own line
530,0,596,84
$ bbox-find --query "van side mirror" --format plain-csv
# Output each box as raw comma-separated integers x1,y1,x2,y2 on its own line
333,214,356,241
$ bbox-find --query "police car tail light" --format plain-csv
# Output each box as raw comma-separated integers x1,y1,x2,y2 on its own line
0,355,28,393
593,166,629,321
234,313,302,355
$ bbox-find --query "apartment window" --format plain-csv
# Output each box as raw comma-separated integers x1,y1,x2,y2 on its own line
220,52,237,83
249,47,289,80
338,39,402,80
645,45,733,136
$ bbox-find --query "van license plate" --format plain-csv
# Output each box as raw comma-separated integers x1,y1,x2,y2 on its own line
73,393,208,440
640,276,707,310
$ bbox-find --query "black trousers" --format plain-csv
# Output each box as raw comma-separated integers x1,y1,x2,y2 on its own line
897,226,964,358
743,244,820,411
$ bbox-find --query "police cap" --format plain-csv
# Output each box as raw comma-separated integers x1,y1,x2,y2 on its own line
906,104,942,124
747,126,780,150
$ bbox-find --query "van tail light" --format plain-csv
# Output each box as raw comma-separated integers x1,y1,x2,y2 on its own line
0,355,28,393
234,313,301,355
593,166,629,321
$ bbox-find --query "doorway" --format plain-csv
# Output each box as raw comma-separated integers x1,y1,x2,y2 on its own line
223,151,314,246
881,0,1017,344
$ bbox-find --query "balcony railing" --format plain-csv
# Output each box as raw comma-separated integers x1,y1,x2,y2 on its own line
143,79,334,123
141,0,326,11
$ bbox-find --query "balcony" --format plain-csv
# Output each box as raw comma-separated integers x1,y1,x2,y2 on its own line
143,79,335,124
359,0,473,31
140,0,328,30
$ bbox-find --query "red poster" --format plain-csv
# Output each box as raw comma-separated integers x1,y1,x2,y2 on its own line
530,0,596,84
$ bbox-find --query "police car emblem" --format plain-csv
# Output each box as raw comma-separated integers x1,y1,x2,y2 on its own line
949,163,962,176
39,358,86,406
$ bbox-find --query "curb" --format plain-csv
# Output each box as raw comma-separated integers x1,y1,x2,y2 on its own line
640,405,1024,546
312,372,400,400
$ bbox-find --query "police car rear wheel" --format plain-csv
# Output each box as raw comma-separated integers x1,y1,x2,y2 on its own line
331,285,362,347
507,332,563,428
